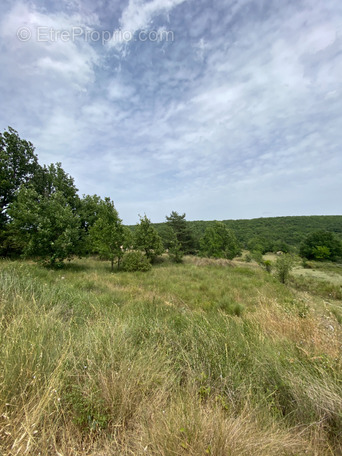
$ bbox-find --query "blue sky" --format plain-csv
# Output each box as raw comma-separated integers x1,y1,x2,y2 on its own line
0,0,341,224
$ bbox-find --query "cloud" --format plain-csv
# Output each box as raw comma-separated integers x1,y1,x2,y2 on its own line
107,0,186,50
0,0,341,223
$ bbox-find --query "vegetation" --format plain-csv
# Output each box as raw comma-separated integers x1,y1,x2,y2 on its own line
134,215,164,262
121,250,152,272
186,216,342,252
300,230,342,261
0,127,40,230
274,254,295,284
1,127,341,267
165,211,196,255
0,257,341,455
89,198,127,271
199,221,240,259
1,127,342,455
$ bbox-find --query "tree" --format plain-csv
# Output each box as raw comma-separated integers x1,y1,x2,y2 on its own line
300,231,342,262
199,221,240,259
89,198,126,271
32,162,80,210
134,215,164,262
8,186,81,266
77,194,104,255
0,127,40,230
165,211,196,255
247,236,270,254
274,254,295,284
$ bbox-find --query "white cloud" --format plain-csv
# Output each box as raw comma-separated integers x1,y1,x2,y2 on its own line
0,0,341,223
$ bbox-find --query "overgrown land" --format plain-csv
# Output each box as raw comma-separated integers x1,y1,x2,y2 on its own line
0,255,341,455
1,128,342,455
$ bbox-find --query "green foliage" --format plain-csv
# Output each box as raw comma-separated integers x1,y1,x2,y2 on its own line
79,194,103,232
0,127,40,227
251,250,264,264
187,216,342,251
200,221,240,260
244,253,252,263
134,215,164,262
32,162,79,209
121,251,152,272
77,194,104,254
247,236,270,254
8,186,80,266
168,238,184,263
275,254,295,284
263,260,273,273
166,211,196,255
160,225,184,262
90,198,126,271
300,231,342,262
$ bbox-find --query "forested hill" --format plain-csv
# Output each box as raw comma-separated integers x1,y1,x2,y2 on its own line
190,215,342,248
152,215,342,250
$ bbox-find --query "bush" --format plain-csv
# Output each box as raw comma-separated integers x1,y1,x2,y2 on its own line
275,254,295,284
263,260,273,273
251,250,263,264
121,251,152,272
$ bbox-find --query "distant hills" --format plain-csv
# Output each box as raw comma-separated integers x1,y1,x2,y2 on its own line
151,215,342,251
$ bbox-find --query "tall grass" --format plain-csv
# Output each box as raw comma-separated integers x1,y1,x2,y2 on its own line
0,258,341,455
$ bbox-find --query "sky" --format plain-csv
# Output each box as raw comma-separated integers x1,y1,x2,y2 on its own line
0,0,341,224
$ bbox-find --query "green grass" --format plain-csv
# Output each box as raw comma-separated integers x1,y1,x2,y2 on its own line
0,257,341,455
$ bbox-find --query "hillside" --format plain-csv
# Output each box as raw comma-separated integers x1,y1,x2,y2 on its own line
150,215,342,250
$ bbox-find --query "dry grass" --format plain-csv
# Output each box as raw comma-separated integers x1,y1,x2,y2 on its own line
0,258,341,455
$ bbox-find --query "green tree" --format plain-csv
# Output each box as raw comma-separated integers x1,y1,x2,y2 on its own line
0,127,41,224
134,215,164,262
275,254,295,284
300,231,342,262
32,162,80,210
165,225,184,263
247,236,270,254
79,194,103,232
200,221,240,260
8,186,80,266
165,211,196,255
77,194,104,255
90,198,126,271
121,251,152,272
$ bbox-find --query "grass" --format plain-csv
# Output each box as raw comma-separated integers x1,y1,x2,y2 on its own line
0,257,341,455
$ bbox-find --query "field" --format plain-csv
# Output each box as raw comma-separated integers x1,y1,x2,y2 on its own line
0,257,341,455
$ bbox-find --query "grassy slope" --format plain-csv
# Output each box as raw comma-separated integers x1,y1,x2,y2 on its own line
0,257,341,455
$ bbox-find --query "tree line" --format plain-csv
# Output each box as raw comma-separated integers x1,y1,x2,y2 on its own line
1,127,341,268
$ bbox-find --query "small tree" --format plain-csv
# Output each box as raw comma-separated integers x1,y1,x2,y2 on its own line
200,222,240,260
90,198,126,271
275,254,295,284
134,215,164,262
166,211,196,254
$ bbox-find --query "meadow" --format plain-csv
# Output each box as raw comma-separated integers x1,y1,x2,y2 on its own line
0,256,341,455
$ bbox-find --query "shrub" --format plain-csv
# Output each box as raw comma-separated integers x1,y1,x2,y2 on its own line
251,250,263,264
244,253,252,263
121,251,152,272
275,254,295,284
263,260,272,273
